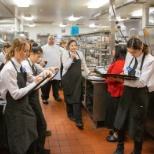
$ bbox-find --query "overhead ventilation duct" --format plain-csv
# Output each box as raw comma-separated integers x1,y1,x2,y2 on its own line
92,0,146,18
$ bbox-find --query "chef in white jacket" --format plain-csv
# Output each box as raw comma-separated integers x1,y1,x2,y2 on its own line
41,35,62,104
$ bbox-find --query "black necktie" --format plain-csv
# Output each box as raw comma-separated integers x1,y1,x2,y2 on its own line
129,58,138,76
32,64,36,75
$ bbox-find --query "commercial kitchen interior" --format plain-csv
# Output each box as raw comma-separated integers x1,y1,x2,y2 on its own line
0,0,154,154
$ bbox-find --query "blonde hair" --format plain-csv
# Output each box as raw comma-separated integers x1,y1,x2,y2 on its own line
59,40,67,46
6,38,29,62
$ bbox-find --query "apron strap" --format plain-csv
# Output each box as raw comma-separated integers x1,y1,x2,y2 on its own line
10,60,18,72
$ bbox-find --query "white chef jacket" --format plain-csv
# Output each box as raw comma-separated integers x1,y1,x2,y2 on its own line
41,44,62,80
123,52,154,92
62,50,90,76
0,58,36,100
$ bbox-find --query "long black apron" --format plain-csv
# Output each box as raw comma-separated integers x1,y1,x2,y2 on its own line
62,52,82,104
114,54,149,142
4,60,38,154
27,59,47,151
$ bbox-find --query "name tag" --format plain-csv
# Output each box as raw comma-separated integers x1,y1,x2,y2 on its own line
126,66,131,72
135,69,141,78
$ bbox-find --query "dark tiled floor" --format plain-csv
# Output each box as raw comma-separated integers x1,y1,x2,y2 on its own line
41,90,154,154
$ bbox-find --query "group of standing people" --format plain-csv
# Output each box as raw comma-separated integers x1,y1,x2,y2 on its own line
0,35,94,154
0,35,153,154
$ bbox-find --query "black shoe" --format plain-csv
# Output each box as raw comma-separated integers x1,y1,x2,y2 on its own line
76,122,83,129
42,99,48,104
68,116,75,121
106,135,117,142
114,146,124,154
109,129,114,136
38,148,50,154
55,97,62,102
46,130,51,136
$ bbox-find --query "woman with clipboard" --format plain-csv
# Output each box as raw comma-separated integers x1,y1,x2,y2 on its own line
0,38,52,154
22,46,56,154
113,38,154,154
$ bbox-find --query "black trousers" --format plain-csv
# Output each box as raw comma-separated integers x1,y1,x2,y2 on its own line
41,80,59,100
28,91,47,151
66,103,82,123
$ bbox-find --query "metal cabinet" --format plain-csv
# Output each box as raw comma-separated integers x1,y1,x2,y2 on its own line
82,76,108,128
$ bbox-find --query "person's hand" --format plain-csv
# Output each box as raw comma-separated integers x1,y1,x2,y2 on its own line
34,75,42,84
71,53,76,60
43,70,52,78
49,67,59,73
89,72,96,76
38,58,47,67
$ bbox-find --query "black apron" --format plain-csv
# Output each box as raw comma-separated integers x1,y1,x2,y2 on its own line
62,52,82,104
114,54,149,142
4,60,38,154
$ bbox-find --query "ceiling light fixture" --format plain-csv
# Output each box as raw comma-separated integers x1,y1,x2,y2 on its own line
68,15,81,21
14,0,30,7
116,16,128,21
24,14,33,21
89,23,97,28
59,23,67,27
131,10,142,17
87,0,109,9
28,23,35,27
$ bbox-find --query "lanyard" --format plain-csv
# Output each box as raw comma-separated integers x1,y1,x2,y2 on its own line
27,59,37,75
128,53,145,71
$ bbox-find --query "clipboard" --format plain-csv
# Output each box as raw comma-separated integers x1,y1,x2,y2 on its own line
25,68,59,96
101,73,138,80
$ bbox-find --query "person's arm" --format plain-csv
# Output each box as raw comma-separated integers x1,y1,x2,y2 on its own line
62,51,73,70
1,68,37,100
80,51,90,75
124,60,154,87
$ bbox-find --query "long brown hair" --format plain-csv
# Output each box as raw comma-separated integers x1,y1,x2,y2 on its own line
127,37,149,55
6,38,29,62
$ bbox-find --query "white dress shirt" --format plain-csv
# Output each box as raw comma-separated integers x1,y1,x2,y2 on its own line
62,50,90,76
22,58,44,76
0,58,36,100
0,50,6,63
41,44,62,80
123,52,154,92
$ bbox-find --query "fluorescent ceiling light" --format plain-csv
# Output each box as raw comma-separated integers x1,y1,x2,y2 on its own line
149,7,154,13
14,0,30,7
28,23,35,27
59,23,67,27
116,16,128,21
68,15,81,21
131,10,142,17
24,15,33,21
89,23,97,28
87,0,109,9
